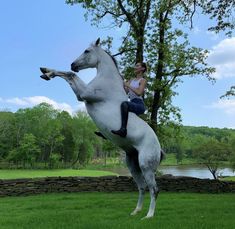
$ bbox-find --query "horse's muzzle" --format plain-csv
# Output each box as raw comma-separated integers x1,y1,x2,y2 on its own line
71,63,79,72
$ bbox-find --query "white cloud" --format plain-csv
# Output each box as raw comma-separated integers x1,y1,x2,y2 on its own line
207,37,235,79
206,31,219,41
208,99,235,115
6,98,29,106
0,96,85,115
192,26,201,35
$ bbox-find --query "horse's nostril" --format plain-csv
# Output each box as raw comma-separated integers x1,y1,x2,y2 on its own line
71,63,79,72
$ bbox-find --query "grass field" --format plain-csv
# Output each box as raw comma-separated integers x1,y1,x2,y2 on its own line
221,176,235,181
160,153,197,166
0,169,118,180
0,192,234,229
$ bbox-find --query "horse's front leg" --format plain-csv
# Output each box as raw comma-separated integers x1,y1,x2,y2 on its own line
40,67,86,102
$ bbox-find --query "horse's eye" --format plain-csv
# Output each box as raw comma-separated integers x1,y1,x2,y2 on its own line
84,50,90,53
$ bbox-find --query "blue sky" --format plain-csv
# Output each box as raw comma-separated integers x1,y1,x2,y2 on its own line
0,0,235,129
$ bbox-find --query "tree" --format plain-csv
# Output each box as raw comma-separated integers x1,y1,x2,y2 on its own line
57,111,76,164
48,152,61,169
42,118,65,166
101,140,120,166
13,103,65,166
72,112,97,166
7,149,21,167
20,133,41,168
7,133,40,168
0,111,16,159
193,138,231,179
66,0,215,137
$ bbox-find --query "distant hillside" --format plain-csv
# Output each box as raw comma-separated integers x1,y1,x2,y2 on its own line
181,125,235,141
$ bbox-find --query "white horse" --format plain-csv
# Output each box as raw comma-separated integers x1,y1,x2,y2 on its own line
40,38,163,219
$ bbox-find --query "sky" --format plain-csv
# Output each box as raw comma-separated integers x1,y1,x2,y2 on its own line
0,0,235,129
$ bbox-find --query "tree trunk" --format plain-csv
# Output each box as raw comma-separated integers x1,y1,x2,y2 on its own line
150,12,165,132
104,151,107,166
212,170,217,180
135,29,144,63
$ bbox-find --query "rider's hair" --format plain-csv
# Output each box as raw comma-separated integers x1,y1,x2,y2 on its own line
141,62,147,73
135,62,147,73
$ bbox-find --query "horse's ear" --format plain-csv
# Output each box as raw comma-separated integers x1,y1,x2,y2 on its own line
95,38,100,46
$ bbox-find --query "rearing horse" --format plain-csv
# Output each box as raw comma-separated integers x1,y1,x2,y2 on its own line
40,38,162,219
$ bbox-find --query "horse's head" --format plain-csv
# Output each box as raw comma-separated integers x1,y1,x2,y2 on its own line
71,38,101,72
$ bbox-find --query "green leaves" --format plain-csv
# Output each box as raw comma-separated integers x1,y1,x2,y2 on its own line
7,133,40,168
201,0,235,35
0,104,100,168
193,138,233,179
220,86,235,99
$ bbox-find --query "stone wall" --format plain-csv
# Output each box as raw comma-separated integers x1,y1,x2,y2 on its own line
0,175,235,197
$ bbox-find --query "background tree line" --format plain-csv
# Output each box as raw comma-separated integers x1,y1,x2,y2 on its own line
0,103,235,174
0,103,119,169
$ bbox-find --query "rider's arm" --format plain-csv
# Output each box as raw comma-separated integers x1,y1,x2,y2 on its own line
124,79,131,94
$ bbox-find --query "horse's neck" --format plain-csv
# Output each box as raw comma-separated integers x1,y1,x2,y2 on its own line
96,53,123,87
93,50,127,100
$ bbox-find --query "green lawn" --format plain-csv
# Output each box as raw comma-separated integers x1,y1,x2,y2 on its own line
221,176,235,181
0,192,234,229
0,169,118,180
161,153,197,166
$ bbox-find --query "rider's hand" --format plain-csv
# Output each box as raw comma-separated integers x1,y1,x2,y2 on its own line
124,81,130,88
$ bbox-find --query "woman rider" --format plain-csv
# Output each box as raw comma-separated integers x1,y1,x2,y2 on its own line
111,62,147,138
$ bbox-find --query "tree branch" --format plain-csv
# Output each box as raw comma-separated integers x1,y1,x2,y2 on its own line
143,0,151,26
190,0,196,29
117,0,138,31
220,85,235,99
97,10,124,19
180,0,197,29
113,48,137,57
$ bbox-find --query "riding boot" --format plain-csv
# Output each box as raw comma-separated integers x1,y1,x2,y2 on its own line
111,102,129,138
94,131,107,140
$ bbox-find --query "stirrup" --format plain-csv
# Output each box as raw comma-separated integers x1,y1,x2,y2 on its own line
111,128,127,138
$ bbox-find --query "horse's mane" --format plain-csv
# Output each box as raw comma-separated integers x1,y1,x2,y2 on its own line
90,42,124,80
104,50,124,80
104,50,118,68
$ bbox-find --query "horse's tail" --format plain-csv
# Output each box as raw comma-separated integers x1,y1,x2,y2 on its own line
160,149,166,164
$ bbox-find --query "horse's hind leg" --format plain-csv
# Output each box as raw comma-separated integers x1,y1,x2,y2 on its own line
142,169,159,219
126,152,147,216
139,153,160,219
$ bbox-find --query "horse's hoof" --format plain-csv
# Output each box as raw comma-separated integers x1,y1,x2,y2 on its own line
130,209,141,216
40,67,49,74
40,74,50,81
130,212,137,216
141,214,154,220
141,216,153,220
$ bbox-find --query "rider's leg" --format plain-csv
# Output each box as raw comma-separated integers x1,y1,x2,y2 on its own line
111,101,129,138
111,99,145,138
